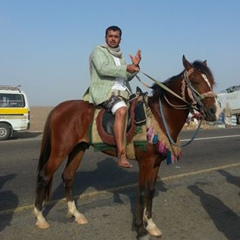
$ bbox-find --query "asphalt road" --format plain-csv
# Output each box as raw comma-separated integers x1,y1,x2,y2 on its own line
0,127,240,240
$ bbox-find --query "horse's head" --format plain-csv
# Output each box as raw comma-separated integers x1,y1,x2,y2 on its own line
182,55,220,122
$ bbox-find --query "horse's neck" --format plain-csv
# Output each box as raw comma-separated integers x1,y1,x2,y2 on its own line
148,95,189,141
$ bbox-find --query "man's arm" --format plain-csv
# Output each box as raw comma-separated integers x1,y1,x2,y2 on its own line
91,47,130,79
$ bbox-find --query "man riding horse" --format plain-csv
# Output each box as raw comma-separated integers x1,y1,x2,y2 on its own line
83,25,141,168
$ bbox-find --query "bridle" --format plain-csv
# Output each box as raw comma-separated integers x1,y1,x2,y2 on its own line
181,69,216,111
137,68,216,112
136,69,217,147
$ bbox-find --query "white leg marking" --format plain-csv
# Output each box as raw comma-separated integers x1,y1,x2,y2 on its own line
34,207,50,229
67,201,88,224
145,218,162,237
143,208,162,237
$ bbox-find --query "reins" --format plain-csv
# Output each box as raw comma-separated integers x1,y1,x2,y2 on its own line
159,97,202,147
136,70,192,107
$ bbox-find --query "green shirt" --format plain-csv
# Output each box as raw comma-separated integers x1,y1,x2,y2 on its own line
83,46,135,105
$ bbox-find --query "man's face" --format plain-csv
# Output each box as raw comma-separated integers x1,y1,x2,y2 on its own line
105,30,121,48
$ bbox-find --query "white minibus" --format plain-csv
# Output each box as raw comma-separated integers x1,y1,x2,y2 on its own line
0,85,30,140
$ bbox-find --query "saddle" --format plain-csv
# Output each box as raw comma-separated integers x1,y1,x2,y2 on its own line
91,87,148,146
90,87,182,163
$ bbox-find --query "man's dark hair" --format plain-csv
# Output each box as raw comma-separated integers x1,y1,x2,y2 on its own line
105,26,122,37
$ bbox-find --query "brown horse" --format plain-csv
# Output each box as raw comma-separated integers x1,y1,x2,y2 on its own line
34,56,220,240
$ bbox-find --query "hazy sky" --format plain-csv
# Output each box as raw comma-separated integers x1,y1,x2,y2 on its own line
0,0,239,106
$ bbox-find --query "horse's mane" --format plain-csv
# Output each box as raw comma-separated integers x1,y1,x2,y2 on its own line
150,75,179,100
150,60,215,100
192,60,214,85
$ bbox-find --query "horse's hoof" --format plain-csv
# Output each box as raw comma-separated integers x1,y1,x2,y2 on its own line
147,225,162,237
75,215,88,225
144,217,162,237
35,220,50,229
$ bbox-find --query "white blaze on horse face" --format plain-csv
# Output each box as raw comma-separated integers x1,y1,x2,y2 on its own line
201,74,220,120
201,74,211,88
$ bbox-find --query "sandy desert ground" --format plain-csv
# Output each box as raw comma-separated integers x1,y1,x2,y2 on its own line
29,106,53,132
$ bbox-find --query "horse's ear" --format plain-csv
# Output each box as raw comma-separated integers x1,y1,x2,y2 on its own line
182,55,193,70
203,60,207,66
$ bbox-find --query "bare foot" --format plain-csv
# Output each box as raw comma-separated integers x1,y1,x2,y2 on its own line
118,150,132,168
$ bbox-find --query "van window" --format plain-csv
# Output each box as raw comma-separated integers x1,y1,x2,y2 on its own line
0,93,26,108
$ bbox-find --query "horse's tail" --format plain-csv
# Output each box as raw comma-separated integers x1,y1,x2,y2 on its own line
36,110,53,201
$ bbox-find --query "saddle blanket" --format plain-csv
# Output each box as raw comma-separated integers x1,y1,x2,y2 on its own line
90,107,147,160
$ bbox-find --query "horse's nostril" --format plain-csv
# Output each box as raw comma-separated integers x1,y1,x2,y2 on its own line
204,106,217,122
209,107,216,115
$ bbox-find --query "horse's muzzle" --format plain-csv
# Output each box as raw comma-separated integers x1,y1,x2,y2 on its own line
203,102,220,122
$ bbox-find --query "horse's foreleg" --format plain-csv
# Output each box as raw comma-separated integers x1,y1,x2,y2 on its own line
62,146,88,225
143,201,162,237
135,186,161,239
143,166,162,237
135,157,151,240
135,155,162,239
135,186,149,239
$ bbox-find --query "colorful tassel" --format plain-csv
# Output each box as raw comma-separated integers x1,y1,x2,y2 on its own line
147,127,158,144
147,127,154,143
148,125,182,165
166,151,172,165
152,134,158,144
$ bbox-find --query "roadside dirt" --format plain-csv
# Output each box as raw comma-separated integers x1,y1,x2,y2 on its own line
29,106,53,132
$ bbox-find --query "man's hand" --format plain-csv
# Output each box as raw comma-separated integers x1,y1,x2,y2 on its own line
127,64,139,74
129,49,141,67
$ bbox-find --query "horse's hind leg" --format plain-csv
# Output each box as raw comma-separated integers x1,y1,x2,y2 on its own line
34,154,66,229
62,143,88,225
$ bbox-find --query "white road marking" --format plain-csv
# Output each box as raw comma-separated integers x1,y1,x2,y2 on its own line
181,134,240,142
